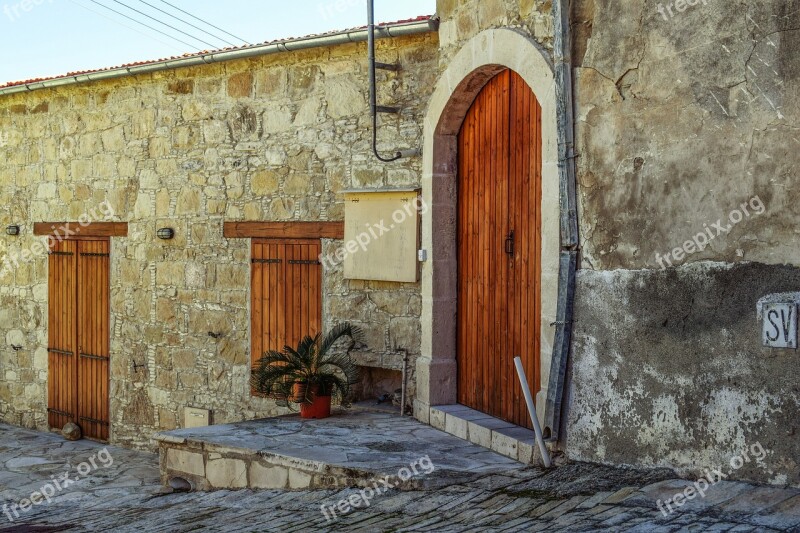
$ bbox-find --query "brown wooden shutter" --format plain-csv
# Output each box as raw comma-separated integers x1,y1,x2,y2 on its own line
76,240,111,441
48,240,78,431
251,240,322,372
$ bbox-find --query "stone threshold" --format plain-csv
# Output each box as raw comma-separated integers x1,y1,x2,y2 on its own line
428,404,552,465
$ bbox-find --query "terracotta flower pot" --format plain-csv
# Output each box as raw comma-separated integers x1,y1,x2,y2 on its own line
291,382,309,403
299,384,332,418
300,394,332,419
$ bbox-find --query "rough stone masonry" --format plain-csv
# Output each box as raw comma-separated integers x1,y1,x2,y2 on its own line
0,31,438,449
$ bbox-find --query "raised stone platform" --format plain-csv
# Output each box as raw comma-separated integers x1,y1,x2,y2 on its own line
153,408,529,491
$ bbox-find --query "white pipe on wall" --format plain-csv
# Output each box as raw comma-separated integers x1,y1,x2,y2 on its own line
514,356,552,468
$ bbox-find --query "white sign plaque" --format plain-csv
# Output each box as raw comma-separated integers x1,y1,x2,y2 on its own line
762,302,797,349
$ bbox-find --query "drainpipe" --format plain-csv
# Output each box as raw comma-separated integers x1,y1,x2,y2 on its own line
367,0,421,162
399,349,409,416
544,0,580,442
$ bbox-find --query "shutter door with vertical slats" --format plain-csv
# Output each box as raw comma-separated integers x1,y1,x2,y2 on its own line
251,239,322,375
48,240,77,431
48,238,111,441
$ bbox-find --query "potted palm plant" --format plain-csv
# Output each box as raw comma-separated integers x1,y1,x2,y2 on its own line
251,323,361,419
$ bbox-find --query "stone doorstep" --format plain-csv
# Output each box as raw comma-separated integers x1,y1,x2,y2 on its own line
429,404,551,465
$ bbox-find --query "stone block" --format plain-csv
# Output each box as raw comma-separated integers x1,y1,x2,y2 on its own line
517,439,538,465
251,169,280,195
165,449,205,477
430,407,446,431
288,469,313,489
467,421,493,449
491,431,520,460
250,463,289,489
413,400,430,424
227,72,253,98
206,458,248,489
444,413,468,440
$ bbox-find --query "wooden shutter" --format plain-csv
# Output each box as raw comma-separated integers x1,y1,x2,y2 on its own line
76,240,111,441
48,240,78,431
251,240,322,371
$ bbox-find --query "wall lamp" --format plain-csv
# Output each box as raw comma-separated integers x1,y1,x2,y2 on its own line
6,225,20,236
157,228,175,240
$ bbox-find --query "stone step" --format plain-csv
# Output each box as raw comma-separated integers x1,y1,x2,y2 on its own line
153,409,529,491
427,404,555,465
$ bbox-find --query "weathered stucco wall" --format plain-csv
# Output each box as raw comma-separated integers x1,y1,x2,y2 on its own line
568,262,800,486
567,0,800,486
573,0,799,269
0,32,439,449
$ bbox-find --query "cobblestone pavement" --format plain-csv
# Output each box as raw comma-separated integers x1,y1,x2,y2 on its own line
0,424,798,532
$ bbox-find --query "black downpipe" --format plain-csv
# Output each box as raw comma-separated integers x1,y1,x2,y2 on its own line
544,0,580,443
368,0,402,163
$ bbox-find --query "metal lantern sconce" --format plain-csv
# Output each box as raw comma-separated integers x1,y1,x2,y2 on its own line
156,228,175,240
6,225,20,236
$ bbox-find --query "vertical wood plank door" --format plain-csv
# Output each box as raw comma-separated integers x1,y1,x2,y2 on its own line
47,240,78,433
47,238,111,441
457,69,543,429
251,239,322,374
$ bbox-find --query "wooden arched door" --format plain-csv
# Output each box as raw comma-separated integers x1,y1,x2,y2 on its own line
457,69,542,429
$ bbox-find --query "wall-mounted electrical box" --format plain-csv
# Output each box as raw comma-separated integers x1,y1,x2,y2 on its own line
184,407,211,429
343,189,421,282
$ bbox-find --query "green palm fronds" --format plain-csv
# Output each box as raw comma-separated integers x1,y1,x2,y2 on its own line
251,323,362,407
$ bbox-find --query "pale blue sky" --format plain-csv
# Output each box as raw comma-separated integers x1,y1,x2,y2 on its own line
0,0,435,84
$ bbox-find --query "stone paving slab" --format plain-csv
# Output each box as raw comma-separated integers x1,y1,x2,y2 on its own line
0,423,799,532
153,409,527,491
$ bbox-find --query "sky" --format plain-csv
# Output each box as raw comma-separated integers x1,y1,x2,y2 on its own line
0,0,436,84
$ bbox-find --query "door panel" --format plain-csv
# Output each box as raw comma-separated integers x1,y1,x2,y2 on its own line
48,238,110,441
47,240,77,432
457,69,542,429
77,240,111,441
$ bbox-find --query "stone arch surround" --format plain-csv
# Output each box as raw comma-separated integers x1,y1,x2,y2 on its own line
415,28,560,425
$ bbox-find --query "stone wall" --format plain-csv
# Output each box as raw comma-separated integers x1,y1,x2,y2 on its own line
0,31,439,449
566,0,800,486
436,0,554,60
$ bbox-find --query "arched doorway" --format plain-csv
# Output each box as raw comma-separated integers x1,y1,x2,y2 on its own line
415,29,559,434
457,69,541,429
